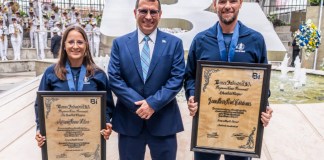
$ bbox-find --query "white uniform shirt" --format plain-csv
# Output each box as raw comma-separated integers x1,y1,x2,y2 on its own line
92,26,100,42
9,23,23,40
0,25,8,41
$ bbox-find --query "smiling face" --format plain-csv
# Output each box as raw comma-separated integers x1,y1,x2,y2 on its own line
64,30,87,66
134,0,162,35
214,0,242,25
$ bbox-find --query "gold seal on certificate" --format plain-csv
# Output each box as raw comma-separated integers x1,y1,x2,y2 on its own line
37,91,106,160
191,61,271,158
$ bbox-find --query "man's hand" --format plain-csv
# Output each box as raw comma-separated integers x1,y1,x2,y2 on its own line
100,123,112,140
135,100,155,120
261,106,273,127
35,131,46,148
188,96,198,116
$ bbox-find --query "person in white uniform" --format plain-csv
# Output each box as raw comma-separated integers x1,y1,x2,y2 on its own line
28,8,38,48
68,6,76,24
83,21,93,54
9,16,23,60
51,21,62,38
92,22,100,57
15,11,24,47
0,17,8,60
35,23,45,59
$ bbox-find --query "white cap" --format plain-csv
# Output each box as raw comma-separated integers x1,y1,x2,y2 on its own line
55,21,61,25
52,28,60,33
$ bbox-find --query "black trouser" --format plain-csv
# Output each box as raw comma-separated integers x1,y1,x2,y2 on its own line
291,49,300,67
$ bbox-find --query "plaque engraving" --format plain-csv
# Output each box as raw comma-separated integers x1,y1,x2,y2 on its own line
38,91,106,160
191,61,271,158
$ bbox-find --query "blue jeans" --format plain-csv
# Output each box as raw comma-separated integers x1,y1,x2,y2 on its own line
194,152,251,160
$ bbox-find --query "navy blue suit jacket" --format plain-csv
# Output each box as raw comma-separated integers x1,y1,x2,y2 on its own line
51,35,61,56
108,29,185,136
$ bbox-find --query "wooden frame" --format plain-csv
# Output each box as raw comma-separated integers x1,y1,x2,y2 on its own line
191,61,271,158
38,91,106,160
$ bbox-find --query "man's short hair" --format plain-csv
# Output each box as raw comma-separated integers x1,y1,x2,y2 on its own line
135,0,161,10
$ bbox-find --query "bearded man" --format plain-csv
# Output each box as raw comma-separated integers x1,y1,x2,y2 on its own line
184,0,273,159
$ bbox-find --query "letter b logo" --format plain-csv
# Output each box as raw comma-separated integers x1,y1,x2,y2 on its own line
252,73,260,79
90,99,97,104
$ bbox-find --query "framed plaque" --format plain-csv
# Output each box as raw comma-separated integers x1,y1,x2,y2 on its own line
191,61,271,158
38,91,106,160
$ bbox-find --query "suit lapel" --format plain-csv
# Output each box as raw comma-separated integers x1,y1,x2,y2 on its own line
146,30,166,80
126,31,144,82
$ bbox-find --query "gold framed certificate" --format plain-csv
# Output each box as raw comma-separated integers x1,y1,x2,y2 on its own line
37,91,106,160
191,61,271,158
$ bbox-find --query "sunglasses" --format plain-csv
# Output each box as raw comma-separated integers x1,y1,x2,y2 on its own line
137,9,160,16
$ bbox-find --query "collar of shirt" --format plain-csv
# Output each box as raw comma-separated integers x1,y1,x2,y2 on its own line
137,28,157,58
137,28,157,45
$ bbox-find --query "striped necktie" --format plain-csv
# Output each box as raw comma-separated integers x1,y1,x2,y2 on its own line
141,36,150,81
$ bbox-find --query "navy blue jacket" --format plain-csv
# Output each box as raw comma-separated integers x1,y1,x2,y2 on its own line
108,29,185,136
184,21,268,100
34,64,115,130
51,35,61,57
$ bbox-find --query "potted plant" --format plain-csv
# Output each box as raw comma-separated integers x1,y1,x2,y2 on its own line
309,0,324,6
267,15,287,27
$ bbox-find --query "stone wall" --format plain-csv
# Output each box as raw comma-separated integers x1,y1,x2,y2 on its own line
0,61,35,73
291,11,306,33
6,49,52,60
35,60,57,76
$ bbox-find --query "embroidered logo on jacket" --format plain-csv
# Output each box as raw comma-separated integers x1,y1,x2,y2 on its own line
84,77,90,84
235,43,246,53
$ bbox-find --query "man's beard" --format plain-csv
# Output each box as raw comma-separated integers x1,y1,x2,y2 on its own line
219,14,237,25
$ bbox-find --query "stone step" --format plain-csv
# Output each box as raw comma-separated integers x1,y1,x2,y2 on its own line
0,103,36,152
277,32,292,42
274,26,291,32
0,79,39,123
0,77,39,107
0,125,41,159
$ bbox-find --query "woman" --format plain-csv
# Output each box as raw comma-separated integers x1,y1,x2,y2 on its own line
35,25,114,147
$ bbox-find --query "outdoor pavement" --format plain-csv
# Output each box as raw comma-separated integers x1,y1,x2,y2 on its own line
0,72,323,160
0,72,36,94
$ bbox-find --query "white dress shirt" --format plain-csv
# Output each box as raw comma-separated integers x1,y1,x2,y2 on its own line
137,28,157,58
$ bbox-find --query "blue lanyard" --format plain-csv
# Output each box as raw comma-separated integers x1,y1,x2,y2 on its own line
65,61,87,91
217,22,240,62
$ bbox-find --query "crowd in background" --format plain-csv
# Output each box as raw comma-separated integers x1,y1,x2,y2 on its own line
0,0,102,60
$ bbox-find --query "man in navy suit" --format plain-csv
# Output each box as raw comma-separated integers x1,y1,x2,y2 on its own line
50,28,61,58
108,0,185,159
